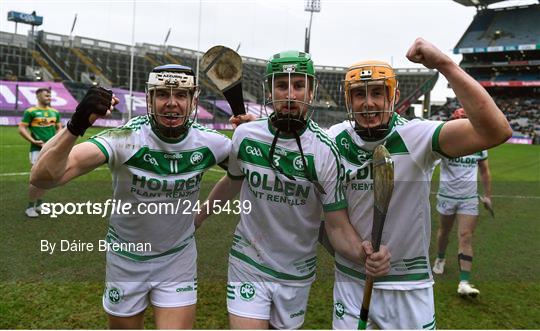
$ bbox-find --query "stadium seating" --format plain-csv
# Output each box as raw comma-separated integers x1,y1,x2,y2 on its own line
431,95,540,139
0,32,40,81
455,4,540,49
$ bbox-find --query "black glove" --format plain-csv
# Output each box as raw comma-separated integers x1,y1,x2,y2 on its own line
67,87,113,136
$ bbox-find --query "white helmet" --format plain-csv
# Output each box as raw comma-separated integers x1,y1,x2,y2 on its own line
146,64,199,139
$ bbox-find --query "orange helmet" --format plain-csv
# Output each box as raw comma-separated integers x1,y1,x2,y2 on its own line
343,60,399,140
344,60,398,104
451,108,467,120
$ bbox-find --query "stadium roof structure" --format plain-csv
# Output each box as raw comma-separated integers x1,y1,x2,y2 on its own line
452,0,507,7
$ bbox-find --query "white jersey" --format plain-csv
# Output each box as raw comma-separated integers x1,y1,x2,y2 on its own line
89,116,231,261
327,114,444,290
438,151,487,200
228,118,347,283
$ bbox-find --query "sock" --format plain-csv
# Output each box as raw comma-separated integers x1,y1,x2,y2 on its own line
458,253,473,282
27,201,35,209
37,199,43,206
460,271,471,282
437,252,445,259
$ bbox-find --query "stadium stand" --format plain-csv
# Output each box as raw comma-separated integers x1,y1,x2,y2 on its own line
0,31,47,81
1,29,437,128
449,1,540,143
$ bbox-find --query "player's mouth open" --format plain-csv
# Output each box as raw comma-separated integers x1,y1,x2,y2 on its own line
361,113,377,118
161,113,183,125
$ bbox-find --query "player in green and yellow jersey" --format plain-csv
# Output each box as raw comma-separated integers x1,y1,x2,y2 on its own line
18,87,62,218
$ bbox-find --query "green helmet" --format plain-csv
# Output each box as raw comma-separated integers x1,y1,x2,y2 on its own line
263,50,318,134
265,50,316,77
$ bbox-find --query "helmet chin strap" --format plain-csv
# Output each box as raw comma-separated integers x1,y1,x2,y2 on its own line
269,112,307,133
354,121,390,141
156,121,189,138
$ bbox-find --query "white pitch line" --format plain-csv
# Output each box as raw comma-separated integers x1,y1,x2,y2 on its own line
492,194,540,199
430,192,540,199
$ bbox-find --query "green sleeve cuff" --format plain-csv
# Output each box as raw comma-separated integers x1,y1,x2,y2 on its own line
323,200,348,212
431,122,452,158
87,138,110,163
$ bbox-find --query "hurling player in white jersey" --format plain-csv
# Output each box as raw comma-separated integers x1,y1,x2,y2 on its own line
31,65,231,329
195,51,391,329
433,108,493,298
326,38,511,329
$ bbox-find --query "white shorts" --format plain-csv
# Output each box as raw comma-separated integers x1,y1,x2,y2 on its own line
333,271,436,330
436,196,479,216
103,241,197,317
29,150,41,165
227,258,311,329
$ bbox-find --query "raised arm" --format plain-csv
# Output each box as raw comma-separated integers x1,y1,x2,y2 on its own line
31,87,118,189
406,38,512,157
31,131,106,188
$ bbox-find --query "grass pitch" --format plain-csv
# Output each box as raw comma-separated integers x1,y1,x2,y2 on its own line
0,126,539,329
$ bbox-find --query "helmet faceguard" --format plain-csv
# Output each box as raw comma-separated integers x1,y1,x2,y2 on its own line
146,64,199,140
344,61,399,141
263,51,318,133
261,51,325,194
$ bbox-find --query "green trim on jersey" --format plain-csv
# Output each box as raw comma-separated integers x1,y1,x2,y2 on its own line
385,131,409,155
231,235,318,273
226,284,236,299
431,122,451,158
232,234,252,249
124,146,217,176
293,256,317,274
390,256,429,271
192,122,230,139
392,112,409,127
238,138,317,181
335,129,409,167
230,248,316,281
97,116,149,136
336,262,430,283
106,227,193,261
335,131,372,167
87,138,110,162
307,121,347,205
423,316,436,330
323,201,347,212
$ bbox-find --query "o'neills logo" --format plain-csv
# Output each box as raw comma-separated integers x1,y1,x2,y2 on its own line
164,153,183,160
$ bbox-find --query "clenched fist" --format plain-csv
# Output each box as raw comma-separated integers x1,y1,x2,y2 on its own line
67,87,118,136
406,38,453,70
